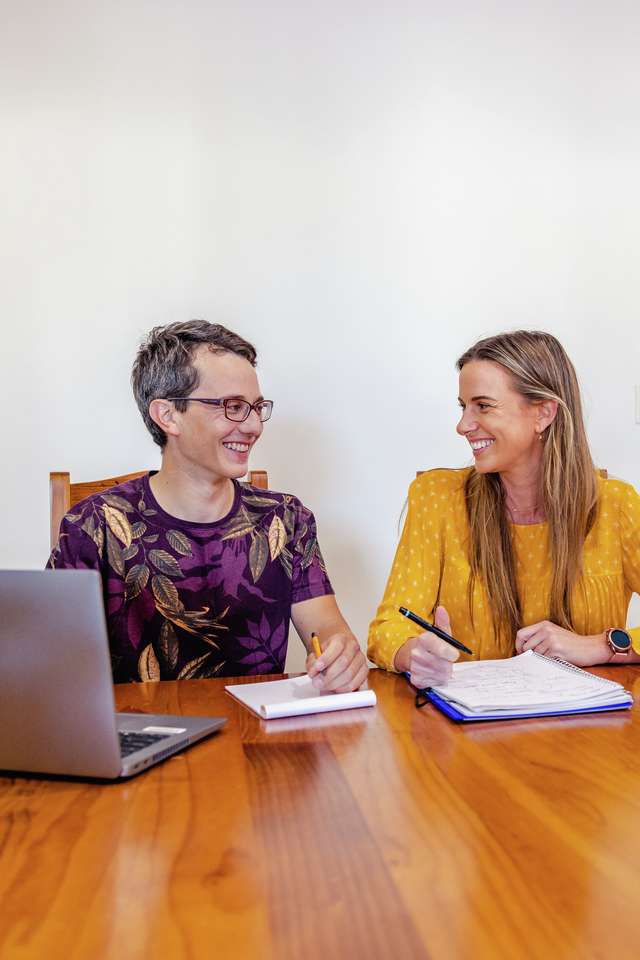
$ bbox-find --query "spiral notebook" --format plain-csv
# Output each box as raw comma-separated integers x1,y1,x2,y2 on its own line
425,650,633,722
225,675,377,720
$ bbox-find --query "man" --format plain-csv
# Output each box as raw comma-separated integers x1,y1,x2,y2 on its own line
48,320,368,691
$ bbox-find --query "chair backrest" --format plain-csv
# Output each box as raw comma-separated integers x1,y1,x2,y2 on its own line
49,469,269,549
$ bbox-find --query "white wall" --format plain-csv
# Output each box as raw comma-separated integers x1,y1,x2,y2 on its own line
2,1,639,670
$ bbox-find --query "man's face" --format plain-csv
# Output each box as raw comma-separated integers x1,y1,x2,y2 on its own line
169,347,265,480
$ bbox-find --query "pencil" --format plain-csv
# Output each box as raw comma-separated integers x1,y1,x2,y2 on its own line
311,632,322,659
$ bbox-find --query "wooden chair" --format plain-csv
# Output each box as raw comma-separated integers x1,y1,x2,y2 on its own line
49,469,269,549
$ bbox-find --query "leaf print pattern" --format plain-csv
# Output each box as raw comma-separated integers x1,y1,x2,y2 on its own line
167,529,193,556
148,549,182,577
125,564,149,601
103,505,133,548
152,574,181,610
102,494,136,513
47,474,333,683
268,515,286,560
249,530,269,582
106,529,125,576
157,620,179,671
177,652,223,680
138,643,160,681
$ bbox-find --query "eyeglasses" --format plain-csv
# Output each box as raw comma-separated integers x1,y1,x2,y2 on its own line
166,397,274,423
404,672,431,709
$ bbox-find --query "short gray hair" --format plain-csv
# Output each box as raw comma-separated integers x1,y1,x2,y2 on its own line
131,320,257,448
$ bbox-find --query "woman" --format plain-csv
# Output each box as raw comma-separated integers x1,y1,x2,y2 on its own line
368,330,640,688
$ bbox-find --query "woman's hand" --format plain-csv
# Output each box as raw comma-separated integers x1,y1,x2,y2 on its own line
394,606,460,688
515,621,611,666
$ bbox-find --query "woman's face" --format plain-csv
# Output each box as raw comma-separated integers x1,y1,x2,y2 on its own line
456,360,547,478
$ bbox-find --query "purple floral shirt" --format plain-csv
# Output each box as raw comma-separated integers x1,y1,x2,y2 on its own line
47,474,333,682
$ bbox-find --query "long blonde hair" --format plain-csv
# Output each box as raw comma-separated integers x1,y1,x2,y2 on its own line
456,331,598,652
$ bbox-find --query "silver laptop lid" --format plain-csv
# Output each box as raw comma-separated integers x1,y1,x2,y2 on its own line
0,570,123,778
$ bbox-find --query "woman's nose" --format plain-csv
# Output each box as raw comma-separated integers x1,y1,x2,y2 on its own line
456,408,477,436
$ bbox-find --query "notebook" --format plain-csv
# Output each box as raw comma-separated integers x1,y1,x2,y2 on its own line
424,650,633,722
0,570,226,779
225,675,376,719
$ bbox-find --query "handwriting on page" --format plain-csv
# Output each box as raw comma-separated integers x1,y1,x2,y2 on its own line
434,651,611,709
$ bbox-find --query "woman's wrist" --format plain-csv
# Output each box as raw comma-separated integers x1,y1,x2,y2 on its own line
393,637,416,673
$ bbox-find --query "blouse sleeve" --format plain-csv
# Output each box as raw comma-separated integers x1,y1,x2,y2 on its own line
619,481,640,654
368,477,444,672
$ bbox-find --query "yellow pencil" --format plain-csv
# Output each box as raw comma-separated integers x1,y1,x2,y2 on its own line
311,632,322,659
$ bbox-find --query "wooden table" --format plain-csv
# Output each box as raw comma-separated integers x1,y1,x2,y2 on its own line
2,666,640,960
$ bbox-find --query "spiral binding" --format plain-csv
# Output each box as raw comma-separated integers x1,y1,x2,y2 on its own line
532,650,620,690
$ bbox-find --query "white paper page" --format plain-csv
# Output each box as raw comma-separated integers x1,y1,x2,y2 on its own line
225,675,376,719
431,651,624,712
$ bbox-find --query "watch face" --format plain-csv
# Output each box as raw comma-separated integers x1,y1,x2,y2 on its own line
610,629,632,651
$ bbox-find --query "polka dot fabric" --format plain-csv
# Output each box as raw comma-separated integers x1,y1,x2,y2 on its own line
368,468,640,672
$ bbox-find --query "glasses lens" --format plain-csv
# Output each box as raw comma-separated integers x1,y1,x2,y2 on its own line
257,401,273,422
223,399,251,421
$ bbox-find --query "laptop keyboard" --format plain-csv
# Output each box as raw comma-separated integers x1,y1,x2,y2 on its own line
118,731,169,757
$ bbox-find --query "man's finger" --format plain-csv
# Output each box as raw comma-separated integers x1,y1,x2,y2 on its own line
316,639,359,685
324,657,368,693
313,634,349,671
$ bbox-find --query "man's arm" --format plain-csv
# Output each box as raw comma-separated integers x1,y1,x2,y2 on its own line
291,594,369,693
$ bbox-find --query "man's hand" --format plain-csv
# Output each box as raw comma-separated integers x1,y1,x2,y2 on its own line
306,632,368,693
291,594,368,693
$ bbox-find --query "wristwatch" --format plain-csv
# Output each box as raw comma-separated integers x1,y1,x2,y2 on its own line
605,628,632,657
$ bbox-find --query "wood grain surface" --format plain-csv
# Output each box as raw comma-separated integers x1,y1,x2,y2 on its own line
2,666,640,960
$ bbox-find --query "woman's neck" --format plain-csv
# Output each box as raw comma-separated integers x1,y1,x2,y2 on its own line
500,468,545,524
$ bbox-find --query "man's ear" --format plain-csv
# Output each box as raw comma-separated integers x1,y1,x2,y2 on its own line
148,399,180,441
536,399,558,435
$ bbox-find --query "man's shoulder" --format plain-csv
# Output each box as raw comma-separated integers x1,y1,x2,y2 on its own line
64,475,148,522
237,482,311,515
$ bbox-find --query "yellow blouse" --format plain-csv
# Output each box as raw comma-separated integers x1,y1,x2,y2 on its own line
368,468,640,671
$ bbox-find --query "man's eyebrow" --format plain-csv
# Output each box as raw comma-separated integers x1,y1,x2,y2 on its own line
220,393,265,401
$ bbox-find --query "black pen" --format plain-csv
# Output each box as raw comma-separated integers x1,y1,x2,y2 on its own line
399,606,473,655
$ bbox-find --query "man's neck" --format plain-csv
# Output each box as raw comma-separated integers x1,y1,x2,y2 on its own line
149,457,236,524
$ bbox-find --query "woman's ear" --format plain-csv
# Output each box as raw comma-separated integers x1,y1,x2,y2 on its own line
148,399,180,442
536,399,558,435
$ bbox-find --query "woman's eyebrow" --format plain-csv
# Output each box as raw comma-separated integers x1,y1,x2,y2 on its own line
458,395,497,403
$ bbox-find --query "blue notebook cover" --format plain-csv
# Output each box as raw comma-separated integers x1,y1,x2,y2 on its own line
426,689,633,723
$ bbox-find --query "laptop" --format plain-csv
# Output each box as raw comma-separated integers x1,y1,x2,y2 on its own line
0,570,226,779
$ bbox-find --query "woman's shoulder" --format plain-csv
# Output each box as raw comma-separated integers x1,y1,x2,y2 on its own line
409,467,472,508
597,473,640,514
